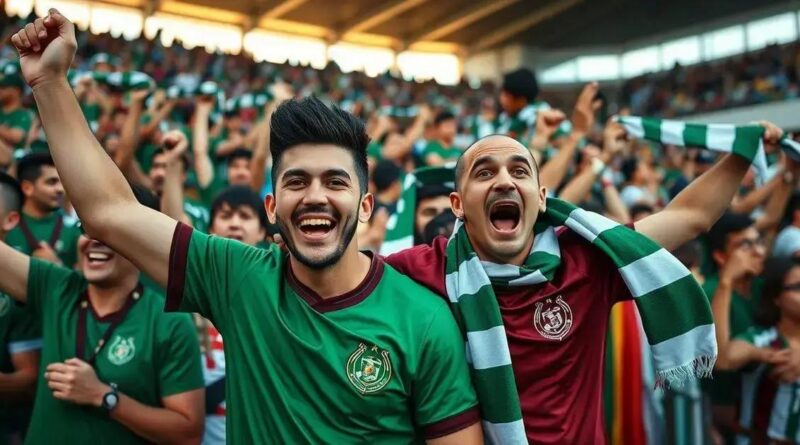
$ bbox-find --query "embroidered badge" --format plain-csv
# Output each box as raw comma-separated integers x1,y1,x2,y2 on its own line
346,343,392,394
534,296,573,341
107,335,136,365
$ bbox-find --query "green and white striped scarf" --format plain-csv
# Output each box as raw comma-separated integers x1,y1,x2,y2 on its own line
615,116,800,184
69,71,155,91
166,81,225,123
446,198,717,444
225,91,273,113
380,165,454,256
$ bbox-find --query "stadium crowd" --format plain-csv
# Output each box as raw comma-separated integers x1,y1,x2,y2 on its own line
1,7,800,445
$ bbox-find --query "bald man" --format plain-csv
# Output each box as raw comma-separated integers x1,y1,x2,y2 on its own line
386,127,784,444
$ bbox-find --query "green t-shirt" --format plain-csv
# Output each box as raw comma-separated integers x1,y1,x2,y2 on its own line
0,107,33,147
6,212,81,268
0,292,40,442
199,176,229,208
367,141,383,161
168,228,478,444
183,198,209,233
80,103,102,134
702,274,763,406
422,140,461,165
24,259,204,445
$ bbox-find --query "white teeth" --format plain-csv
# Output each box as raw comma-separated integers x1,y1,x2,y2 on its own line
299,218,332,227
88,252,111,261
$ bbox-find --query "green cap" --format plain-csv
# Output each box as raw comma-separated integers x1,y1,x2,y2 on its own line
0,63,24,90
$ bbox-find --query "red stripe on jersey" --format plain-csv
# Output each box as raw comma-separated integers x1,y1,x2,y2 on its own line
166,222,192,312
422,405,480,439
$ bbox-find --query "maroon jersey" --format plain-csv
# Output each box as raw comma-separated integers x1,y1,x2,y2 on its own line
385,229,632,444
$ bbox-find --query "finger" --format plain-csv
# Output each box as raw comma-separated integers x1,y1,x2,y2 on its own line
16,28,32,50
34,17,47,40
24,23,40,52
45,371,71,383
47,380,69,392
51,390,69,401
46,363,70,373
592,99,603,111
64,357,87,367
10,33,23,51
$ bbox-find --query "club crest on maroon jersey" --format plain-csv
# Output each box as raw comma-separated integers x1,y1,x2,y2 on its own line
534,296,573,341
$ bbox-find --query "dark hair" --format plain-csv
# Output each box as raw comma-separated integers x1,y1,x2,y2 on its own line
372,160,401,193
621,157,640,183
502,68,539,102
270,96,370,194
434,111,456,126
151,148,190,172
417,184,453,202
210,185,267,230
756,256,800,326
227,148,253,165
629,203,655,219
131,183,160,211
0,171,23,213
422,210,456,245
707,212,754,253
17,153,55,184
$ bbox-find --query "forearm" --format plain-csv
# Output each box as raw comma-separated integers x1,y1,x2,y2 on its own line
250,119,270,193
161,161,186,222
667,153,751,236
730,175,780,214
711,279,735,370
558,167,595,204
602,183,631,224
111,392,202,445
0,240,31,303
754,177,792,232
192,108,214,188
0,126,24,146
0,138,12,167
32,79,137,230
213,139,241,158
540,133,581,191
113,100,144,172
0,369,37,399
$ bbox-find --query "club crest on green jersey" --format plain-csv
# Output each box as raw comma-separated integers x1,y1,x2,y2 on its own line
107,335,136,365
0,293,10,317
346,343,392,394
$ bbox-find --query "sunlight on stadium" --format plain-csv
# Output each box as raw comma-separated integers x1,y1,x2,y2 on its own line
2,0,800,444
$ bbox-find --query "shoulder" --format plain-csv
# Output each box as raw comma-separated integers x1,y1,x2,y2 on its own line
384,237,447,279
379,262,452,319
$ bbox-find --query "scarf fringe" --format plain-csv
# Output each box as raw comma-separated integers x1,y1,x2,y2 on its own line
654,355,717,389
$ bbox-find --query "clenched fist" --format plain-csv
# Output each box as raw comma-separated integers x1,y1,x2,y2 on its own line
10,9,77,89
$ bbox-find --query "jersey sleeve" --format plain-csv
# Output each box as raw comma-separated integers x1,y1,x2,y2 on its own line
384,237,448,297
26,257,85,318
413,307,480,439
166,223,275,330
7,302,42,355
156,313,205,397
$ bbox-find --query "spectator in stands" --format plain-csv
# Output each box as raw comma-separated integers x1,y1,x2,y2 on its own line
371,160,402,215
6,153,80,267
619,156,660,208
0,172,40,445
414,184,453,245
422,111,460,166
774,191,800,258
496,68,542,141
0,65,33,166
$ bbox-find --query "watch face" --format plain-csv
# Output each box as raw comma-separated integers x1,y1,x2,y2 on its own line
104,392,118,409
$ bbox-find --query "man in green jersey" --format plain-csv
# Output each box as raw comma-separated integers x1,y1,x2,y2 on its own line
0,172,40,445
6,153,80,267
0,64,34,165
0,184,205,444
422,111,461,167
12,11,481,444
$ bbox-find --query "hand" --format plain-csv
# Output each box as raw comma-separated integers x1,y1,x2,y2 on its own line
195,97,214,113
720,247,759,284
45,358,110,407
272,82,294,104
271,233,287,252
11,9,77,89
32,241,63,265
769,348,800,383
129,88,150,103
757,120,783,145
530,109,566,149
416,104,433,122
571,82,602,135
602,119,627,155
162,130,188,162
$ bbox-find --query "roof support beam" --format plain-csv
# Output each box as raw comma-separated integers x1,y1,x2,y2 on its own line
407,0,519,44
469,0,582,53
339,0,427,35
259,0,309,21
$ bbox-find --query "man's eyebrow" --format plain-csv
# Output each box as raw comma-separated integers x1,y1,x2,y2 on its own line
280,168,352,181
469,155,496,173
509,154,533,168
280,168,309,181
322,169,352,180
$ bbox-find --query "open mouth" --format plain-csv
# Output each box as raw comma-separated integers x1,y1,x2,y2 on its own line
296,216,338,239
489,201,521,233
86,251,113,265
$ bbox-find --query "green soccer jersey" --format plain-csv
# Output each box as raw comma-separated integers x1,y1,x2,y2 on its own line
183,198,209,233
0,292,40,443
24,259,204,445
0,107,33,147
702,274,763,406
735,326,799,444
6,211,81,268
167,225,479,444
422,140,461,165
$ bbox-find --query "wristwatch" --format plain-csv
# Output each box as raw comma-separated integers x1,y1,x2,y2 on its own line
101,383,119,412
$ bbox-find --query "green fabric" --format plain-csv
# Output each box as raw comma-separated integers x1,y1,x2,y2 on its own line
701,274,762,406
183,199,209,233
0,292,40,441
444,197,716,443
6,212,81,267
175,231,478,444
199,175,228,208
422,140,461,165
366,141,383,161
24,259,203,444
0,107,33,147
70,71,154,92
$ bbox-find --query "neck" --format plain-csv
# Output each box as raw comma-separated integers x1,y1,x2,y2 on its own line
23,202,51,219
2,98,20,113
733,277,752,297
289,246,371,299
778,316,800,345
87,273,140,317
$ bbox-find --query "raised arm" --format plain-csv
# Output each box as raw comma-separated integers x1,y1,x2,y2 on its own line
160,130,192,225
636,121,784,251
113,89,149,186
13,10,175,286
0,240,31,303
192,99,215,189
730,172,782,215
382,105,431,162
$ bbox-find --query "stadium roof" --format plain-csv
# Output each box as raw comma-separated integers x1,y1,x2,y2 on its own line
110,0,790,54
